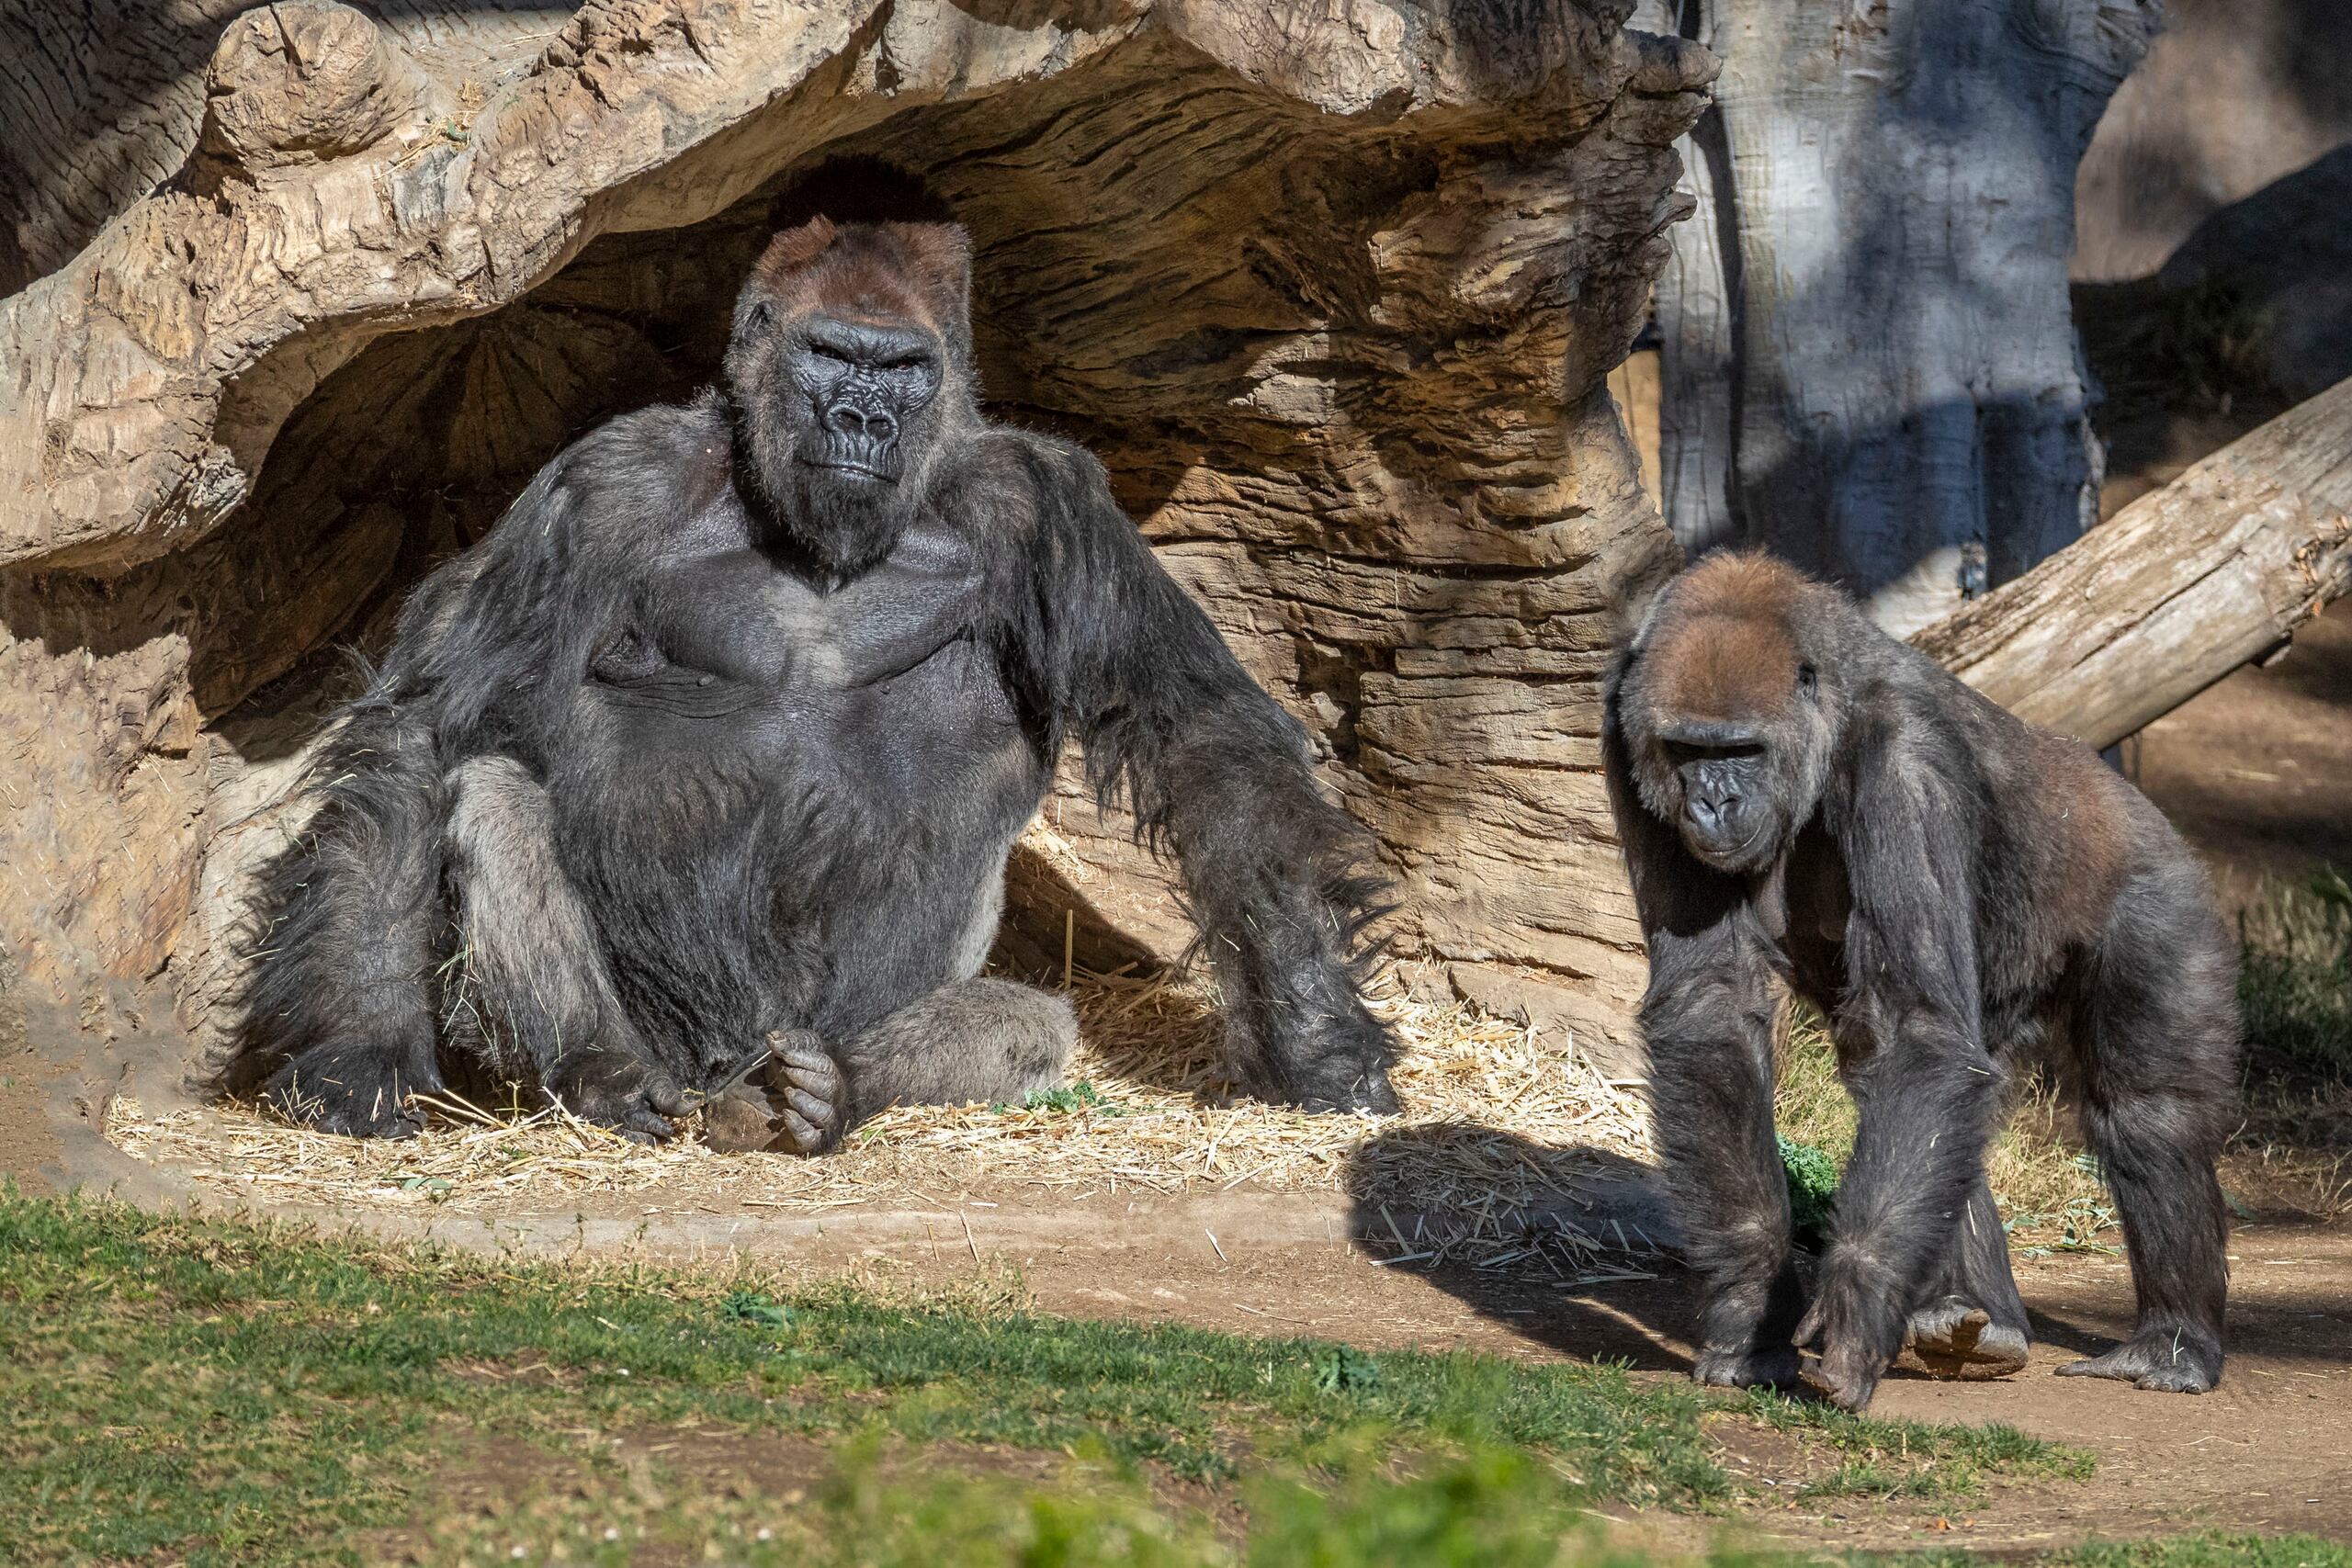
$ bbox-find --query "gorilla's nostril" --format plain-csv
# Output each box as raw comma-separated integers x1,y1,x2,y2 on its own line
826,403,900,444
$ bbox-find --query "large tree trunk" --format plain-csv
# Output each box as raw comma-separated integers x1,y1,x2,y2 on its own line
1914,375,2352,750
1639,0,2158,635
0,0,1713,1072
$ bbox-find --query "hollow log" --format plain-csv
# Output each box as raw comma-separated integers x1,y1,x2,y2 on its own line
1913,375,2352,750
0,1,1715,1072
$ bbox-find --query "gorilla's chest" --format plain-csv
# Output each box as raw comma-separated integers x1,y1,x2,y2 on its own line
583,530,1032,798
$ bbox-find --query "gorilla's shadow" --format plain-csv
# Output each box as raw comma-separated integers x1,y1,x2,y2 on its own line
1344,1122,1705,1376
1347,1124,2352,1382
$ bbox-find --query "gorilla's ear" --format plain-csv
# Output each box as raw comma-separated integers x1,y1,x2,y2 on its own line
899,221,975,365
752,215,839,286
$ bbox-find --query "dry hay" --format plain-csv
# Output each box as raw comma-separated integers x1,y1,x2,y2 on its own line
106,967,1657,1264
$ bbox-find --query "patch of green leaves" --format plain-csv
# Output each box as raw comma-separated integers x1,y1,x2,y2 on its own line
1003,1079,1125,1116
1779,1134,1842,1239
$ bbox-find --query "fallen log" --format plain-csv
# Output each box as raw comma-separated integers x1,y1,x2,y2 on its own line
1913,375,2352,750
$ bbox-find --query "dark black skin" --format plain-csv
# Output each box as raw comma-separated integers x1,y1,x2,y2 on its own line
1605,553,2235,1410
223,218,1396,1145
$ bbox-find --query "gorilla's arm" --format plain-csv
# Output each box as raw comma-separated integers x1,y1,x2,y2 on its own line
1001,438,1396,1112
223,672,452,1136
1601,694,1806,1389
1798,704,2000,1408
226,424,680,1134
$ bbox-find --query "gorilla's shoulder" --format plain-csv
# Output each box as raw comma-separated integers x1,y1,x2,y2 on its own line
548,392,731,492
978,424,1103,478
494,392,733,549
967,425,1118,526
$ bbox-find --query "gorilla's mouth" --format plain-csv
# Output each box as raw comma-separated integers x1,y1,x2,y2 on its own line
807,454,897,483
1682,823,1770,870
801,430,903,484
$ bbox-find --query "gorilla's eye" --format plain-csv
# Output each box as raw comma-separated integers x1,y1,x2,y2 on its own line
1797,663,1818,694
744,301,773,332
1662,738,1765,766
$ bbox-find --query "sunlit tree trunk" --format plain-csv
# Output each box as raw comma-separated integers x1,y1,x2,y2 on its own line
1639,0,2159,635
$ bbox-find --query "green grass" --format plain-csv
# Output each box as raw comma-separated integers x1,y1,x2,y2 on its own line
1733,1387,2091,1499
2238,869,2352,1089
2049,1538,2352,1568
405,1438,1717,1567
0,1188,2093,1567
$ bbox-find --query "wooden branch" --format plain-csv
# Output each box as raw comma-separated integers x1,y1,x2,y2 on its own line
1912,375,2352,750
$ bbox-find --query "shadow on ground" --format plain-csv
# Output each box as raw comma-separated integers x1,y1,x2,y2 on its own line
1343,1123,2352,1386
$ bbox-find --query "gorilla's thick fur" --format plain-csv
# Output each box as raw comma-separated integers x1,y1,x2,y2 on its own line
1604,553,2235,1410
223,201,1396,1149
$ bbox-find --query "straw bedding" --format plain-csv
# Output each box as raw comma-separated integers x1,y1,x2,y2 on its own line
107,965,1657,1264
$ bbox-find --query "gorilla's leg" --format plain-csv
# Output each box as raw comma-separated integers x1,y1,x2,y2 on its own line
443,757,688,1142
243,707,449,1138
1905,1177,2031,1379
719,978,1077,1156
2057,879,2233,1393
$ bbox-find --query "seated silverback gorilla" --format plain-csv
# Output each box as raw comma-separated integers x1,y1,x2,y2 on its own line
1604,553,2235,1410
224,190,1396,1150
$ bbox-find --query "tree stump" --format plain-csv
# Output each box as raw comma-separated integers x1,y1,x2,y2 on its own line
0,0,1713,1076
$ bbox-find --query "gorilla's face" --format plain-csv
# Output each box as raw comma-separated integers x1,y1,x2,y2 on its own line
725,216,977,582
1613,555,1840,876
783,315,943,488
1650,720,1805,872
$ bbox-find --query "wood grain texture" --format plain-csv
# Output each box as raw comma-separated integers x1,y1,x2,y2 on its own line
1637,0,2157,635
1913,375,2352,750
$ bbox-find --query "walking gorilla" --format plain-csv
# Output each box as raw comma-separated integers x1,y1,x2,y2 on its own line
225,195,1396,1149
1604,553,2235,1410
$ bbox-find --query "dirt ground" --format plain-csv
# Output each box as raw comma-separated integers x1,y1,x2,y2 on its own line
2134,598,2352,909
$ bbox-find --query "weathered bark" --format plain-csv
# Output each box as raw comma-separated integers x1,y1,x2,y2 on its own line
1637,0,2158,635
1914,375,2352,750
0,0,1713,1067
0,0,568,296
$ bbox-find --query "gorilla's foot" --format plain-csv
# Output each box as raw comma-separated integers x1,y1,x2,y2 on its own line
262,1044,434,1138
763,1031,848,1156
545,1048,689,1143
2056,1325,2221,1393
1906,1298,2030,1381
1690,1344,1803,1391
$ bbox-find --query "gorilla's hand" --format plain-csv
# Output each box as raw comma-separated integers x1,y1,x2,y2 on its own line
1795,1253,1905,1411
1261,1010,1398,1115
545,1047,689,1143
262,1043,430,1139
1690,1344,1804,1391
